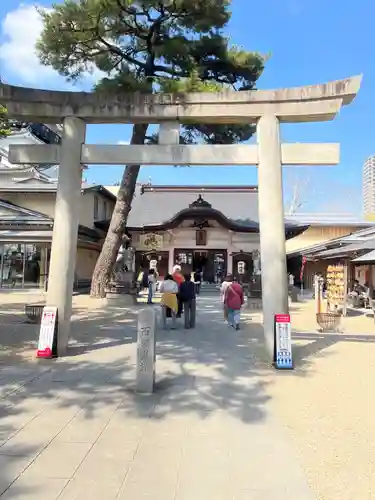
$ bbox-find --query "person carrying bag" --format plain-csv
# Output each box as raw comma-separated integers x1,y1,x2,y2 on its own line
224,278,244,330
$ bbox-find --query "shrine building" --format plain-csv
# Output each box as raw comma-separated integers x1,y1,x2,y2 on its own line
101,184,306,283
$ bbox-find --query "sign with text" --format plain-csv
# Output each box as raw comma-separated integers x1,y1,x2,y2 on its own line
136,308,156,394
139,233,163,250
36,307,58,358
274,314,293,370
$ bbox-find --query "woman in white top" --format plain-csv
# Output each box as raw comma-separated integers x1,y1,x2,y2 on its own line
160,274,179,329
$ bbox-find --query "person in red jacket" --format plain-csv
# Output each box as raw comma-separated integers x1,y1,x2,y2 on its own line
224,277,244,330
172,265,185,317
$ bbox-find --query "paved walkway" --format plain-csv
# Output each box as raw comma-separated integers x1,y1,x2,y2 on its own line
0,294,314,499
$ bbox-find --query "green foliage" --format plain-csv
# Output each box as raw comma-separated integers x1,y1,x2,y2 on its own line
0,105,11,138
37,0,265,144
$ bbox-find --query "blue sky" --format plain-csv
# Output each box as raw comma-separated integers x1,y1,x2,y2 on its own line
0,0,372,214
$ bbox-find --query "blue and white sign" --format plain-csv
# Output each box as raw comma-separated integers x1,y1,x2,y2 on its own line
275,314,293,370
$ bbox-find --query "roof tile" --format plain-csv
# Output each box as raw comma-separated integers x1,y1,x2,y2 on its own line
126,185,259,227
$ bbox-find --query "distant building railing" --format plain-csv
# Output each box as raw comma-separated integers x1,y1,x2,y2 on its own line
6,121,61,145
28,123,61,145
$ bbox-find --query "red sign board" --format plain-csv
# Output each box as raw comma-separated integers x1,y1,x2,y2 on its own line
36,307,58,358
275,314,290,323
274,314,293,369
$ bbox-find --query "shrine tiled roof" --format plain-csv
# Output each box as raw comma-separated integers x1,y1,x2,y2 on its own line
125,185,259,227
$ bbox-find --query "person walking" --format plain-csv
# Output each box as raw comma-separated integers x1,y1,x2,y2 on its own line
160,274,178,329
172,265,185,317
220,274,233,321
288,273,295,288
224,277,244,330
179,274,196,329
172,264,185,285
139,267,149,291
147,268,156,304
194,269,202,295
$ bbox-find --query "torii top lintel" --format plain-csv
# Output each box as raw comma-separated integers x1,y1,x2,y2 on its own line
0,75,362,124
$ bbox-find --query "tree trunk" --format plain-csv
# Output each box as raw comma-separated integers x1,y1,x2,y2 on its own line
90,123,148,298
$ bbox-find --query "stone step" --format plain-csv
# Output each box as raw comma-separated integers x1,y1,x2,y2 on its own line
200,286,220,293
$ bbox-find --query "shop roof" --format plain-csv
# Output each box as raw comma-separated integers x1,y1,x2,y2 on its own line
315,239,375,258
0,199,101,243
288,225,375,260
81,184,117,202
285,213,374,227
352,250,375,263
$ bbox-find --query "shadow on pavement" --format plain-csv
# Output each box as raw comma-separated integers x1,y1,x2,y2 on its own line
0,293,274,497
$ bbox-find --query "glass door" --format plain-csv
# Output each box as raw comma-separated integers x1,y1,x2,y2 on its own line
174,250,193,275
1,244,24,288
213,251,226,283
0,243,50,289
24,244,49,289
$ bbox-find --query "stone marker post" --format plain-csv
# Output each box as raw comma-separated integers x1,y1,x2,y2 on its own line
136,308,156,394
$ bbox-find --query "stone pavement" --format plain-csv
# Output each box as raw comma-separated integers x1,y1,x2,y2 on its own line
0,294,314,499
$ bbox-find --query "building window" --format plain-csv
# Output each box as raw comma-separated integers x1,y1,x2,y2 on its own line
0,243,49,289
103,201,108,220
94,196,99,220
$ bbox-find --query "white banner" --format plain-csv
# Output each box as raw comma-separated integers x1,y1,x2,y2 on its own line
275,314,293,369
37,307,58,358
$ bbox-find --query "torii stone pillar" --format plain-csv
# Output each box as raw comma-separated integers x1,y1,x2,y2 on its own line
0,75,361,358
257,114,288,355
47,117,86,355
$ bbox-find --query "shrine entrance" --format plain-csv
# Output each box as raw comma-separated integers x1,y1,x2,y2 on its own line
174,249,227,283
135,251,169,279
2,76,361,357
193,251,208,275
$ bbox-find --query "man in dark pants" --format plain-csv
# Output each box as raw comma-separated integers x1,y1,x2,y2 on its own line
179,274,196,329
194,269,202,295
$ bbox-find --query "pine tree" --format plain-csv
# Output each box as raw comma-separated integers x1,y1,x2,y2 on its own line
0,105,11,138
37,0,265,297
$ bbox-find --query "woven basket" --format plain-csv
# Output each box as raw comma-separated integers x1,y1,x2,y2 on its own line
316,312,341,332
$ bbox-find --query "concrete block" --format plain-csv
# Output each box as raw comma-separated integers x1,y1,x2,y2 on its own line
246,299,262,310
105,293,135,307
289,286,299,302
136,308,156,394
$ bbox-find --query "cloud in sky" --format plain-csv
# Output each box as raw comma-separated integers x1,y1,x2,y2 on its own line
117,140,130,145
0,4,103,88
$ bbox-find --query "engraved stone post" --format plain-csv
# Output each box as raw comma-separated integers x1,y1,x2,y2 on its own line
136,308,156,394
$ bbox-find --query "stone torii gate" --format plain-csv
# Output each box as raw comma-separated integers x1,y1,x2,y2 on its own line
0,76,361,357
